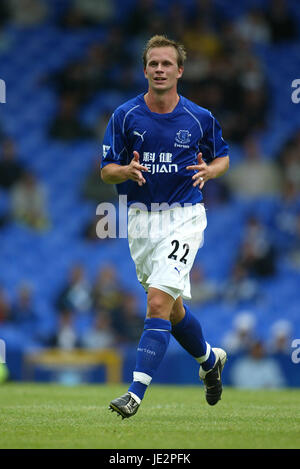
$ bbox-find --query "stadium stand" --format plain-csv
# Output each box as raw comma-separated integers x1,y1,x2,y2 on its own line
0,0,299,386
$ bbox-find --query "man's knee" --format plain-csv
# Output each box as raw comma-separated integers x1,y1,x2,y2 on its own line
147,288,174,319
170,297,185,325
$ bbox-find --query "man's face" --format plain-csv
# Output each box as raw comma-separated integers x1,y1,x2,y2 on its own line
144,46,183,93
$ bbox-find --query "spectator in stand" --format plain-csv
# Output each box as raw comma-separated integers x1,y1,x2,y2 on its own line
238,216,276,277
49,309,78,350
49,43,110,104
105,26,133,69
239,55,267,96
81,217,96,243
93,110,112,143
264,0,298,43
222,311,257,355
7,0,49,27
11,172,50,230
0,285,11,323
82,157,119,241
278,129,300,192
224,136,281,199
230,340,286,389
267,319,293,355
273,181,300,249
0,139,25,190
222,261,261,307
164,2,188,41
189,264,219,306
49,93,94,141
49,63,93,105
83,216,103,243
111,293,144,344
79,43,111,96
288,213,300,267
60,0,115,28
0,0,12,53
10,283,38,333
56,264,93,315
125,0,162,40
81,311,117,349
234,8,271,45
180,49,210,96
186,0,222,32
82,159,117,204
92,265,123,313
0,0,10,27
239,88,268,137
183,17,222,61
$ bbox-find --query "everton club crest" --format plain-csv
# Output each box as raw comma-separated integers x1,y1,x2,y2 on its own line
175,129,191,148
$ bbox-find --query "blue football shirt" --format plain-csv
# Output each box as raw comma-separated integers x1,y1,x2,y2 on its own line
101,93,229,209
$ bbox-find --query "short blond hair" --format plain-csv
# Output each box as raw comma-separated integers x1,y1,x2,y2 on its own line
143,35,187,69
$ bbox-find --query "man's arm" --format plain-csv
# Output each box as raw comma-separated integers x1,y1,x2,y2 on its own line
186,153,229,189
101,163,130,184
101,151,149,187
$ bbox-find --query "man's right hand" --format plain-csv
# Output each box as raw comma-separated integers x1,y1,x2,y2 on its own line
126,151,148,186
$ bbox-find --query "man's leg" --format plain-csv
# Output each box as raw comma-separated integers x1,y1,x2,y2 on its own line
171,297,227,406
170,297,216,371
127,288,174,400
109,288,174,418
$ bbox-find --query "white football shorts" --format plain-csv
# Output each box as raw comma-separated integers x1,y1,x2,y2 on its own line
128,203,207,300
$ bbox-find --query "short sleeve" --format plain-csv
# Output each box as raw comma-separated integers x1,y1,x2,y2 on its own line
101,111,128,168
200,113,229,164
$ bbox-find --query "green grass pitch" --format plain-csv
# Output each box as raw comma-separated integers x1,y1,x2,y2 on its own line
0,383,299,449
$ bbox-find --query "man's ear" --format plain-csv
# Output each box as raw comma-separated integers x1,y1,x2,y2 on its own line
177,66,184,79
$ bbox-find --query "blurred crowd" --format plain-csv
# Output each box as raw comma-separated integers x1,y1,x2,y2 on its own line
0,0,300,387
39,0,299,145
0,0,296,144
222,312,293,388
0,261,144,348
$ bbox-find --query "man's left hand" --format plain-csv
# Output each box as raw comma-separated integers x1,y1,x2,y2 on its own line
186,152,214,189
